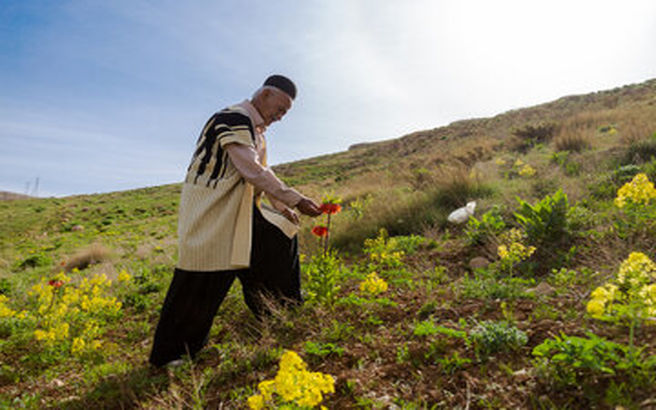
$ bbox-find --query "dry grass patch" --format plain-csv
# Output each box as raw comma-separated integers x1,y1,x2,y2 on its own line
553,131,592,153
63,242,111,272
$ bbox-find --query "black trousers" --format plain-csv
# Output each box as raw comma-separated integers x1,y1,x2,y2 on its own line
148,206,301,367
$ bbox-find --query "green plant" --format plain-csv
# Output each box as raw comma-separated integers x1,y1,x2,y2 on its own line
464,208,506,246
612,173,656,239
460,269,534,300
304,250,343,307
495,228,536,276
396,343,410,364
623,139,656,164
586,252,656,348
435,352,471,375
514,189,570,246
533,332,656,392
413,320,469,346
15,252,51,270
304,341,344,359
469,320,528,361
322,320,355,343
392,234,427,255
613,164,642,184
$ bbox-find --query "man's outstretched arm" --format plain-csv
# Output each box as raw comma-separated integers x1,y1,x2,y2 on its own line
225,143,322,217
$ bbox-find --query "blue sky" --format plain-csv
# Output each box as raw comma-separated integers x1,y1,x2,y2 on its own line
1,1,655,197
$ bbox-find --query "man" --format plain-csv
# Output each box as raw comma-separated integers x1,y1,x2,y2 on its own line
149,75,322,367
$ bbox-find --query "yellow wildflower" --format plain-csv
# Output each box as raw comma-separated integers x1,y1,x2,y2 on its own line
359,272,388,295
71,337,85,356
248,350,335,409
586,298,606,318
519,164,536,177
0,295,16,318
117,270,131,282
247,394,264,410
615,173,656,208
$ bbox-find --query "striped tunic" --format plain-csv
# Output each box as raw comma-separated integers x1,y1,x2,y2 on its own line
177,105,259,271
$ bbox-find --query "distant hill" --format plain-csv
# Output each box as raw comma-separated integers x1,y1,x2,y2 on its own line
0,191,32,201
274,78,656,188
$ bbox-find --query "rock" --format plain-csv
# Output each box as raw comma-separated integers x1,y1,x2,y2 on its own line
469,256,490,270
447,201,476,224
526,282,555,297
51,378,64,387
71,225,85,232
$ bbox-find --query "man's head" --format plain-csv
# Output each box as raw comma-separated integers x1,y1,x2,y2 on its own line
251,75,296,126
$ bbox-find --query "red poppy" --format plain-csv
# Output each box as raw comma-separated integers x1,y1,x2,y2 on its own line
311,226,329,237
48,279,63,288
320,203,342,215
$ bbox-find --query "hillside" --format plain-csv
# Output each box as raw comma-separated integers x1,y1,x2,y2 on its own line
1,78,656,408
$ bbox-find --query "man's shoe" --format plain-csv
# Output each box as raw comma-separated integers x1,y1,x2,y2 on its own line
164,359,185,368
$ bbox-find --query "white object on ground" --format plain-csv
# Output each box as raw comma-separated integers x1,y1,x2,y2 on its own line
447,201,476,224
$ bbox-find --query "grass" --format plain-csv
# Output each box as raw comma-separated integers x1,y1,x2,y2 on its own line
1,78,656,408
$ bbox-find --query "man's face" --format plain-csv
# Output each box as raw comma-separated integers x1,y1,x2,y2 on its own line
261,88,292,126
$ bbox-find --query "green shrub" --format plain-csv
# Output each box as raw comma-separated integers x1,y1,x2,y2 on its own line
511,122,558,152
304,251,343,306
413,320,468,341
514,189,570,247
464,207,506,246
15,253,51,270
623,139,656,164
533,332,656,398
612,164,641,184
304,341,344,359
469,320,527,361
392,234,427,255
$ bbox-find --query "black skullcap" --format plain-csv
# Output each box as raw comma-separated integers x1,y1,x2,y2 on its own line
263,74,297,100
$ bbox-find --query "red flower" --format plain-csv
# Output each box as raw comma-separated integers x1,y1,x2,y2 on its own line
48,279,63,288
320,203,342,215
311,226,329,237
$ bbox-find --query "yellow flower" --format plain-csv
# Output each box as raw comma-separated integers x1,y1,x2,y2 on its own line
617,252,656,288
519,164,536,177
615,173,656,208
247,394,264,410
495,158,507,166
258,380,275,401
0,295,16,318
590,286,610,302
514,159,524,167
497,245,508,259
359,272,388,295
248,350,335,409
586,298,606,318
71,337,85,356
118,270,131,282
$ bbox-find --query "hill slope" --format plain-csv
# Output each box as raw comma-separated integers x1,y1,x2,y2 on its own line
1,79,656,408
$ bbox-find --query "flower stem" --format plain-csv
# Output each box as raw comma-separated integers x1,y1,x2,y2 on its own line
323,213,331,256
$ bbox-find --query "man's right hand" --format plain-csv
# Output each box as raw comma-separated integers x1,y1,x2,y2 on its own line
296,197,322,217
